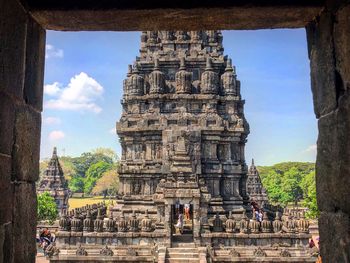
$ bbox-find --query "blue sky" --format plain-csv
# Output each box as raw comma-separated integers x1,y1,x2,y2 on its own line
42,30,317,166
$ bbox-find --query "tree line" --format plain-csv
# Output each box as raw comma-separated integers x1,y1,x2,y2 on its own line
258,162,318,218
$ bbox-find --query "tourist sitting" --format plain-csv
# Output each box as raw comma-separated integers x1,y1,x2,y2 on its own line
258,210,263,222
39,228,54,256
253,209,259,221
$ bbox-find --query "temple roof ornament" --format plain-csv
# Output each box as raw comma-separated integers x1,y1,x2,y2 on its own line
149,58,165,94
175,57,192,94
221,58,236,95
127,64,144,96
201,57,219,94
139,31,224,61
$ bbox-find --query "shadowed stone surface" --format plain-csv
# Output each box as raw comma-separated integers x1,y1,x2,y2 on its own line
20,0,324,31
12,105,41,182
24,17,46,111
0,0,27,101
306,10,337,118
334,5,350,91
319,211,350,262
310,3,350,262
0,155,13,225
13,183,37,263
0,91,15,156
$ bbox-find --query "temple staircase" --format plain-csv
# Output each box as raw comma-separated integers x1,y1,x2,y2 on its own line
165,244,200,263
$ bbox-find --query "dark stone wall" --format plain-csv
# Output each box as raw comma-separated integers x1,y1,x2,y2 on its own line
21,0,324,31
0,0,45,262
0,0,349,262
306,2,350,262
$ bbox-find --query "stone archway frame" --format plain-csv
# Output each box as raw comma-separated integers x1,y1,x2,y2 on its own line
1,1,349,262
163,193,201,246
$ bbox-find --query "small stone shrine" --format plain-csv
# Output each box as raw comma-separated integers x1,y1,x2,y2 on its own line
246,159,269,207
52,31,315,262
37,147,69,216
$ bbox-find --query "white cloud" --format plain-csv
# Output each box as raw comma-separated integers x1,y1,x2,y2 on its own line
46,44,64,59
44,72,104,113
48,130,65,141
44,82,61,96
304,144,317,153
109,128,116,134
44,117,62,125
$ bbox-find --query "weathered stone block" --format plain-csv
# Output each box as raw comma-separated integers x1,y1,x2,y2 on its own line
0,91,15,156
318,211,350,263
0,155,13,225
0,0,27,100
12,105,41,182
316,89,350,214
306,11,337,118
2,222,13,263
13,183,37,263
0,223,4,263
334,4,350,90
24,17,46,111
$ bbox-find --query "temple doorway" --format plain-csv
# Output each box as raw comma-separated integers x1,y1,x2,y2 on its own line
171,202,194,243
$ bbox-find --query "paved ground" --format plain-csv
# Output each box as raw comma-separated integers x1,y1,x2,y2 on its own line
36,253,49,263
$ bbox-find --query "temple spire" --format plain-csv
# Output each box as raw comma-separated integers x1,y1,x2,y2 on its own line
205,57,213,71
225,58,234,72
37,147,69,216
53,147,58,158
179,57,186,70
154,58,160,70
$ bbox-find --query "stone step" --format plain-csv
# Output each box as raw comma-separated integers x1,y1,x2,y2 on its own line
171,242,196,248
165,258,199,263
168,246,197,250
167,252,199,259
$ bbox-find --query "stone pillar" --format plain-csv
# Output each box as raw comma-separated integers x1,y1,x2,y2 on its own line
0,1,45,262
306,3,350,262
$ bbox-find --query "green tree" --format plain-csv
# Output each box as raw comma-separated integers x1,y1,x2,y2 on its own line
301,171,319,218
259,162,315,207
91,168,119,198
72,152,113,178
84,161,112,194
68,175,85,193
59,157,76,181
280,167,303,205
92,147,119,162
37,192,58,224
64,148,117,194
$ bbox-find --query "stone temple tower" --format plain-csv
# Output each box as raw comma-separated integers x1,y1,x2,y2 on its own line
54,32,312,260
37,147,69,216
115,30,250,221
246,159,269,207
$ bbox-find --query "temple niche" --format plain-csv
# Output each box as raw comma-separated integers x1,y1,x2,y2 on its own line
53,31,315,263
37,147,69,216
